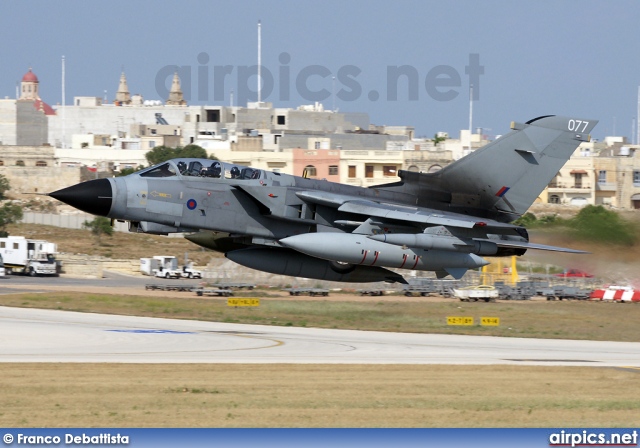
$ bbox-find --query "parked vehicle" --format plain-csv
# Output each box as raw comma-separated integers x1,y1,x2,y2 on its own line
141,256,202,279
0,236,58,276
555,269,594,278
140,256,182,278
454,285,499,302
181,264,202,279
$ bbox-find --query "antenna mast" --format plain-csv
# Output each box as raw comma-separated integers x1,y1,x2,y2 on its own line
637,86,639,145
257,20,261,105
469,83,473,138
62,55,66,149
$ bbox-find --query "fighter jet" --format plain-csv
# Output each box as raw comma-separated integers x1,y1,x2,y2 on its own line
50,115,597,284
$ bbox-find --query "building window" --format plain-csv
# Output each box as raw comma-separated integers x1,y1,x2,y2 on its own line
598,170,607,184
329,165,338,176
574,173,583,189
408,165,419,172
348,165,356,178
303,165,317,178
549,194,560,204
0,161,4,166
277,115,286,125
35,161,47,167
150,129,157,135
314,141,321,149
13,243,19,249
206,110,220,122
634,170,640,186
149,141,156,148
428,164,442,173
16,160,25,166
383,165,397,177
365,165,374,178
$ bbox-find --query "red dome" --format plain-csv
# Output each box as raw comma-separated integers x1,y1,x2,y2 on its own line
22,68,38,83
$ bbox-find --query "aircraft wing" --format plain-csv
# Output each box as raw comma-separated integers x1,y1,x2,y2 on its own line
296,190,516,230
478,239,589,254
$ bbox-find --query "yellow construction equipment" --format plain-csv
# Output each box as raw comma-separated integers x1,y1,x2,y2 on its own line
480,256,518,286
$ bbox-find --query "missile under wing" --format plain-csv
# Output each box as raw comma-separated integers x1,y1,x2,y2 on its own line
50,115,597,284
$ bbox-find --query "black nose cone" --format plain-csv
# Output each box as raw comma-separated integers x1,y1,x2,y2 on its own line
49,178,113,216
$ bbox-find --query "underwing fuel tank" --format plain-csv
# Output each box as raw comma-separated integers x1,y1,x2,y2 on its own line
279,233,489,271
226,247,407,284
368,233,499,255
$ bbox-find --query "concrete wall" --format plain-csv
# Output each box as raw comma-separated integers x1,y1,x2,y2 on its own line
55,147,147,169
0,100,17,146
280,132,408,152
48,105,192,148
0,100,48,147
56,254,139,278
16,100,48,146
0,145,82,195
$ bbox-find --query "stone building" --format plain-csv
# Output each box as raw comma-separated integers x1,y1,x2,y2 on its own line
0,68,53,146
0,145,82,196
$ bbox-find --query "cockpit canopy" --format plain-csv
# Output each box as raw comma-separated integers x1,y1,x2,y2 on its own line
138,159,263,180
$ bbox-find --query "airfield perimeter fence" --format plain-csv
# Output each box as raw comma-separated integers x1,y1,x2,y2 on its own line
21,212,177,235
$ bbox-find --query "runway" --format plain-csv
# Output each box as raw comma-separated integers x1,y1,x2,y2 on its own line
1,306,639,366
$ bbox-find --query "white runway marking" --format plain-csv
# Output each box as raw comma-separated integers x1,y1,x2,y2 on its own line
1,306,639,365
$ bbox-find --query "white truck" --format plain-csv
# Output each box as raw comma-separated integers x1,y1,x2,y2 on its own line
140,256,182,279
141,256,202,279
0,236,58,276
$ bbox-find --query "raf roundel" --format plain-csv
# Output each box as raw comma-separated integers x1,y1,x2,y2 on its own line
186,199,197,210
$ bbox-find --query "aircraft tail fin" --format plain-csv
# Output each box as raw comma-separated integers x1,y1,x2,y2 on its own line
394,115,598,222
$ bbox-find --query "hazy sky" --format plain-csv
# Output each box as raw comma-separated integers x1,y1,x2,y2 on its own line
2,0,639,140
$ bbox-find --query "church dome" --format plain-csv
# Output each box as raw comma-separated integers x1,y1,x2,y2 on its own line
22,68,38,83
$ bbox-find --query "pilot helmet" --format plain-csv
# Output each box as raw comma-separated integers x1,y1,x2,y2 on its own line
230,166,240,178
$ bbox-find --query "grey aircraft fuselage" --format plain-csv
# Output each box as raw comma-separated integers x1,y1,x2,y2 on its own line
50,115,598,283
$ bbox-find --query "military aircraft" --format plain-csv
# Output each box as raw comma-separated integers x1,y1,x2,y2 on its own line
50,115,597,284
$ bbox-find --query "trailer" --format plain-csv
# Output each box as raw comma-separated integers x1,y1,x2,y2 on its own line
0,236,58,276
145,284,198,292
194,288,234,297
494,281,536,300
283,288,330,296
541,285,592,301
216,282,255,290
402,278,462,297
359,289,385,296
